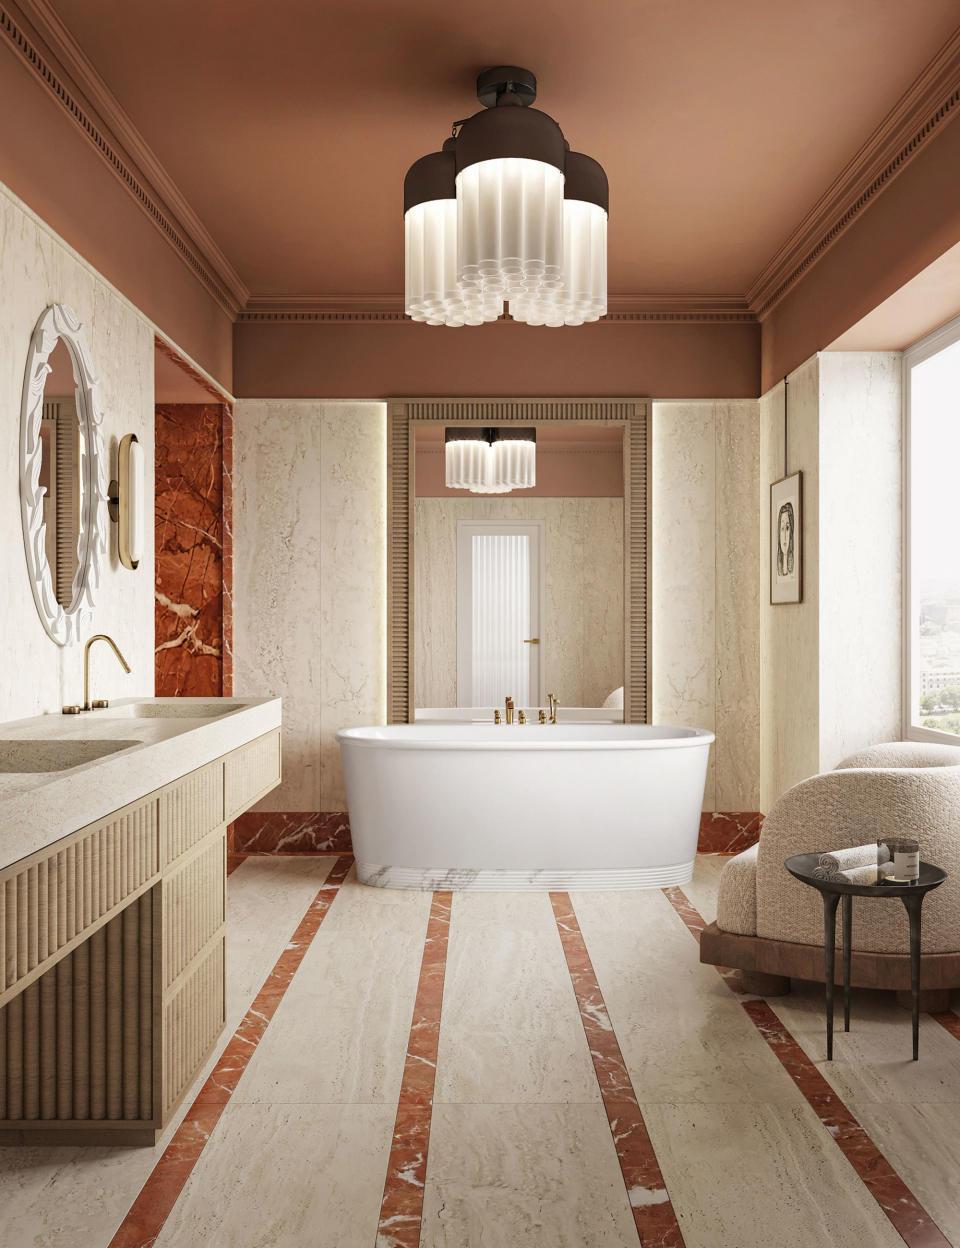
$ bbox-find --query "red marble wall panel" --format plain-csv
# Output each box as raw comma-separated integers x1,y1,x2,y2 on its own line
155,404,226,696
698,811,764,854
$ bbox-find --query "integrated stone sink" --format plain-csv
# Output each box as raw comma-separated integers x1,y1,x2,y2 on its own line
0,739,140,773
104,701,237,718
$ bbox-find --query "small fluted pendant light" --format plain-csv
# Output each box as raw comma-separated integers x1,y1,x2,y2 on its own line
445,426,537,493
403,67,607,327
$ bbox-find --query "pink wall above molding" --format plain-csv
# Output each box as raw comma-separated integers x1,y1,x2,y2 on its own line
232,319,762,399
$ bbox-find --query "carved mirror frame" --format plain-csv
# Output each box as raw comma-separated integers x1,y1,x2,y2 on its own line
20,304,107,646
387,397,651,723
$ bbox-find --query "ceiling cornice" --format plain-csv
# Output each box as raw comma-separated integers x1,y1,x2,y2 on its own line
746,24,960,319
0,0,249,316
238,294,758,324
3,3,958,331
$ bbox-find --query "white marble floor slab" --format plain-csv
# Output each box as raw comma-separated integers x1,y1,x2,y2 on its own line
153,1102,395,1248
434,892,601,1104
643,1100,905,1248
420,1103,639,1248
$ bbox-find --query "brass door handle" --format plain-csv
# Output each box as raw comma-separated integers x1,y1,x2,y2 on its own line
523,638,540,644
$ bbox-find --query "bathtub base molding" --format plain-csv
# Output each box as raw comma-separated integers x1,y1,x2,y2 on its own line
356,860,696,891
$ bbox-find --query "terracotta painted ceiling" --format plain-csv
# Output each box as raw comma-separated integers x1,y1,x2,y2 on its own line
44,0,960,301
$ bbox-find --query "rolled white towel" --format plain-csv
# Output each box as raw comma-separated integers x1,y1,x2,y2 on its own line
813,862,895,885
812,843,889,880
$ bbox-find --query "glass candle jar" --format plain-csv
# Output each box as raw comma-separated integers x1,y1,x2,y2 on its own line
879,837,920,882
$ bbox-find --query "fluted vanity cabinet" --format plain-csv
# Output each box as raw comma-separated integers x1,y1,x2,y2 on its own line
0,722,281,1145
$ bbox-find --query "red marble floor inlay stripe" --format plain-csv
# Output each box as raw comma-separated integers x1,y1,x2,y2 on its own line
663,886,950,1248
550,892,685,1247
108,853,354,1248
376,891,452,1248
931,1010,960,1043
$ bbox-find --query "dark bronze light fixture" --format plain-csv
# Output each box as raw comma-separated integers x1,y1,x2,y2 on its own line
404,68,608,327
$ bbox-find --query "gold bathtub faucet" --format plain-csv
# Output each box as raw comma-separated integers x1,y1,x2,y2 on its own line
504,697,515,725
547,693,559,724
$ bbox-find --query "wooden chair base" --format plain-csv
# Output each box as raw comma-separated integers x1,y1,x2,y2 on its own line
701,922,960,1007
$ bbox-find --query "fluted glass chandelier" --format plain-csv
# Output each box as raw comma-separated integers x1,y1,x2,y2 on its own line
404,68,608,328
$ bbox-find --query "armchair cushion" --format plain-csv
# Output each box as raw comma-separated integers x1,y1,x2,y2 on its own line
716,843,758,935
754,760,960,953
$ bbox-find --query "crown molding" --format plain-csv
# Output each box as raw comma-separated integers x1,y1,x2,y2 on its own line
746,25,960,319
0,0,249,316
238,293,757,324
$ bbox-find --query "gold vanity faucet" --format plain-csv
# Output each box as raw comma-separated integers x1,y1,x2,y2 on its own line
505,696,515,725
83,634,131,711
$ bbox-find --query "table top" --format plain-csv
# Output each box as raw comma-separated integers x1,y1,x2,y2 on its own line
785,853,947,898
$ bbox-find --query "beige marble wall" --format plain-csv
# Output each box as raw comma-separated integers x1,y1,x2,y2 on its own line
0,182,156,723
414,497,623,709
818,352,901,770
652,401,761,812
233,401,386,811
758,352,901,810
759,360,820,811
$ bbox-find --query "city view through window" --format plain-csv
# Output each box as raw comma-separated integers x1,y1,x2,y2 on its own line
911,333,960,737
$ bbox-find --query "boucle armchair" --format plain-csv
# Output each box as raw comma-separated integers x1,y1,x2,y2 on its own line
700,741,960,1008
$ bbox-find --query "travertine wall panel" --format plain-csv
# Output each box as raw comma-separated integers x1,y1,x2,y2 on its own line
652,401,761,811
234,401,386,811
0,183,155,722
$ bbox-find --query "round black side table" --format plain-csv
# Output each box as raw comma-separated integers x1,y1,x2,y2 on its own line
785,853,947,1061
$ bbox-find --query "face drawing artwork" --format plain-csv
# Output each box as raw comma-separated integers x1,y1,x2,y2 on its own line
777,501,795,577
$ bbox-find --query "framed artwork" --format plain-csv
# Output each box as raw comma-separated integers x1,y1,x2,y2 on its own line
770,471,803,604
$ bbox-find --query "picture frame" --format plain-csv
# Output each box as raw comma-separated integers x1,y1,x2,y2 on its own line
770,471,803,604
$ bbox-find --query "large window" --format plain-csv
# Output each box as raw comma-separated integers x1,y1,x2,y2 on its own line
905,316,960,741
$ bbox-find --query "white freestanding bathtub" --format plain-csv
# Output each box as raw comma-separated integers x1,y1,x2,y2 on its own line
337,723,714,890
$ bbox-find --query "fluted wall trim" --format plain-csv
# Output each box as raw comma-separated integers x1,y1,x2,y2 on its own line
387,398,650,724
745,26,960,318
0,0,248,316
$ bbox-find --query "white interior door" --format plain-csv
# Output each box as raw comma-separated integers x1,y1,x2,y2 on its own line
457,521,544,707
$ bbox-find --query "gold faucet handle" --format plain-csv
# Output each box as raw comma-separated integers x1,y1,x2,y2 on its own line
538,709,547,724
518,709,526,724
494,709,502,724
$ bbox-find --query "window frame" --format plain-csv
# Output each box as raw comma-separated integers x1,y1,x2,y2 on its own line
903,311,960,744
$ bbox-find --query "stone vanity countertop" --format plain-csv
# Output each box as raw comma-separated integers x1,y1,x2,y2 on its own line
0,697,281,870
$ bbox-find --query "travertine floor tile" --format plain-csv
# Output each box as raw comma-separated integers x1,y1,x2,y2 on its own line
154,1103,394,1248
574,889,798,1104
643,1101,905,1248
232,928,428,1105
434,917,600,1104
420,1103,638,1248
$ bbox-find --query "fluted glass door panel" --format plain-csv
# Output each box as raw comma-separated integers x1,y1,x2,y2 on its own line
457,522,543,708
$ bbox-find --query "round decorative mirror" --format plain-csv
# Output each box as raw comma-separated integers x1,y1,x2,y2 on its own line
20,304,107,646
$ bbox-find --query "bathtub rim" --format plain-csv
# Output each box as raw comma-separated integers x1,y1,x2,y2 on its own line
336,724,715,752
